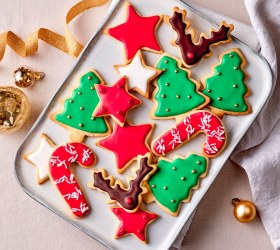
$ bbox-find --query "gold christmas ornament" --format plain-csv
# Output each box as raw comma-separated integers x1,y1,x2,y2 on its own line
232,198,257,223
13,66,45,88
0,86,30,134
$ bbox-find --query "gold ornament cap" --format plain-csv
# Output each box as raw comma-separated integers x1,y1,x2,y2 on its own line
232,198,257,223
13,66,45,88
0,86,30,134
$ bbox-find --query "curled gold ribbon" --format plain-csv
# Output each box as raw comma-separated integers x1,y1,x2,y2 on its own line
0,0,109,61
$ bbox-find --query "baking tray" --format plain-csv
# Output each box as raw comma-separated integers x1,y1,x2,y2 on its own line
14,0,272,249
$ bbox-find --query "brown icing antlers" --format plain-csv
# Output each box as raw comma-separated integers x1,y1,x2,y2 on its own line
88,155,155,212
167,7,234,67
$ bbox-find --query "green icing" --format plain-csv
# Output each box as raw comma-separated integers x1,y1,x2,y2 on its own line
202,51,248,112
55,71,108,134
148,154,207,214
154,55,206,117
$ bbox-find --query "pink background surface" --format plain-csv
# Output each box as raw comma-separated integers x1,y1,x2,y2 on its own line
0,0,273,249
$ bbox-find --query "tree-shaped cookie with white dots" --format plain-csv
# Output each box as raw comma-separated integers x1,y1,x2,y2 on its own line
53,70,111,142
202,49,251,118
151,54,209,120
144,153,208,216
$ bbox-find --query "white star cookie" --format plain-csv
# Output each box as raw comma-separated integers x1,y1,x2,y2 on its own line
115,51,160,98
24,134,56,184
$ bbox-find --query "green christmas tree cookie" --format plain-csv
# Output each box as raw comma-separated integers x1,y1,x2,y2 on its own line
54,70,110,142
146,153,208,216
202,49,251,117
151,54,209,120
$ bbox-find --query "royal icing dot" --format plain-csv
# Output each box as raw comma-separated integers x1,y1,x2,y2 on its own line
192,170,197,174
88,76,92,80
187,52,195,59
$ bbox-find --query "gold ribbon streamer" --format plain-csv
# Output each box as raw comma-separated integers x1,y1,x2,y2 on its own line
0,0,109,61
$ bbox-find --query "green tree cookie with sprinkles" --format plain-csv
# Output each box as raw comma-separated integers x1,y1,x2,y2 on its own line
202,49,251,118
151,54,209,120
54,70,110,142
145,153,208,216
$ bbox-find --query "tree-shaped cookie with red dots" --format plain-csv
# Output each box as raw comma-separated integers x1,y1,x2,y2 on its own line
151,54,209,120
202,49,251,118
53,71,110,142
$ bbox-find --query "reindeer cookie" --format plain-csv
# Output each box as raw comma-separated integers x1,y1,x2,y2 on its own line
166,7,234,67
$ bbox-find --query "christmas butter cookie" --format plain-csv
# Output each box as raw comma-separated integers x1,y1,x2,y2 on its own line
152,110,227,158
24,133,56,184
88,155,156,212
114,51,161,98
105,2,163,61
0,86,30,134
144,153,208,216
151,54,209,120
111,206,158,243
93,77,142,127
201,49,251,117
53,70,111,142
166,7,234,68
49,142,96,218
96,121,153,174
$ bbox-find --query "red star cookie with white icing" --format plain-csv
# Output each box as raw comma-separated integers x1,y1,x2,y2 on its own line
106,3,163,61
96,122,153,173
115,51,161,98
93,77,142,127
111,206,158,243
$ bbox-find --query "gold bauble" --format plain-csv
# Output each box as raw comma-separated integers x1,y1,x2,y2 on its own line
13,66,44,88
232,198,257,223
0,86,30,134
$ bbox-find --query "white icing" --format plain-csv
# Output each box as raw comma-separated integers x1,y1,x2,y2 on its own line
27,135,56,182
118,53,157,95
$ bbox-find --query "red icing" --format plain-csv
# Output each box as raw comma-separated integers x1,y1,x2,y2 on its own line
97,122,152,172
111,207,158,242
187,52,195,59
49,142,95,217
152,110,226,158
107,4,162,60
94,78,141,126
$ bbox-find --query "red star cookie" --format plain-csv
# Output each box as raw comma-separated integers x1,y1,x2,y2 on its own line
111,206,158,242
106,3,162,61
96,122,153,173
93,77,142,127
